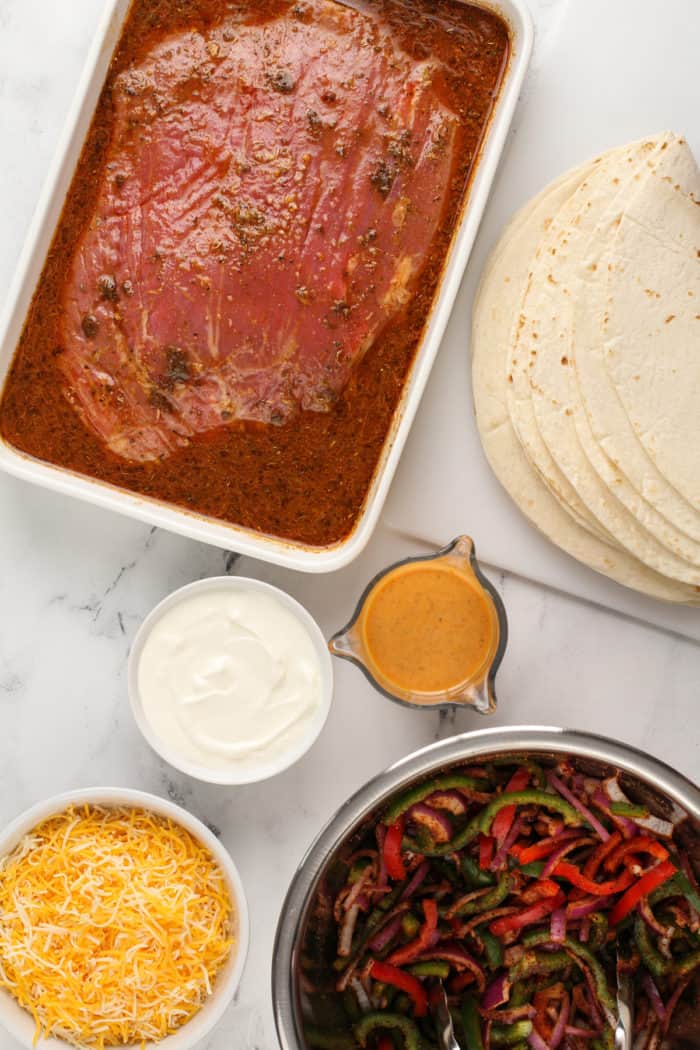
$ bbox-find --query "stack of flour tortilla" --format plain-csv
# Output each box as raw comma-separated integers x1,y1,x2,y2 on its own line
472,133,700,603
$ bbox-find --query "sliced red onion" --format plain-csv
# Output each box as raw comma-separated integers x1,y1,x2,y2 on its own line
592,789,637,839
542,835,595,877
452,906,519,939
338,903,360,957
661,973,691,1035
419,941,485,989
579,917,591,943
491,816,523,872
550,908,567,944
642,974,665,1023
550,991,570,1049
344,867,371,912
527,1028,551,1050
564,1026,597,1038
348,976,372,1013
547,772,610,842
639,898,672,939
481,1005,535,1023
481,973,510,1010
566,894,616,920
407,802,453,843
399,859,430,901
368,912,404,952
602,777,676,838
426,789,468,816
446,885,493,920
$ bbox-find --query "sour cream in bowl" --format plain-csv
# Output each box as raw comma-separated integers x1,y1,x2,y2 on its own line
129,577,333,784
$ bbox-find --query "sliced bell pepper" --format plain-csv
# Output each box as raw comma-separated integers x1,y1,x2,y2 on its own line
407,960,450,979
552,861,635,896
520,878,561,903
354,1011,422,1050
452,873,512,918
491,769,531,845
478,927,504,969
462,855,496,888
509,949,573,982
386,899,438,966
406,791,581,857
368,961,428,1017
377,1039,395,1050
479,834,495,870
461,993,485,1050
583,831,622,878
490,1020,533,1046
523,933,616,1020
603,836,669,873
382,774,489,825
384,817,407,881
490,892,565,937
609,859,676,926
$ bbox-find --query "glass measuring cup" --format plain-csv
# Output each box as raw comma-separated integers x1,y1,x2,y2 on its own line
329,536,507,713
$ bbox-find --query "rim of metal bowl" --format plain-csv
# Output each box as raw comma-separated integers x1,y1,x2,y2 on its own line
271,725,700,1050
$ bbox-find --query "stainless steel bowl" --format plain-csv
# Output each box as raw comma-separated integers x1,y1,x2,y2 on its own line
272,726,700,1050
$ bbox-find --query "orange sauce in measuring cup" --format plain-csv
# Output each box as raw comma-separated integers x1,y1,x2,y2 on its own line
361,561,494,696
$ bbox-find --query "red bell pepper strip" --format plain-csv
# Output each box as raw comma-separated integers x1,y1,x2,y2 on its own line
552,861,635,896
520,878,562,903
479,834,495,870
609,860,677,926
449,972,476,994
603,836,669,873
387,899,438,966
491,769,531,846
368,960,428,1017
490,891,565,937
583,831,623,878
377,1039,394,1050
384,818,407,881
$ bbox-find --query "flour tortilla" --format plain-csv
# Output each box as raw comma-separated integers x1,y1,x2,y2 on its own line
515,135,700,585
598,156,700,512
503,148,639,548
472,162,700,604
575,140,700,544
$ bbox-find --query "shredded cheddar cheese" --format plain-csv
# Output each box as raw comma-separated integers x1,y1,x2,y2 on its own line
0,805,235,1049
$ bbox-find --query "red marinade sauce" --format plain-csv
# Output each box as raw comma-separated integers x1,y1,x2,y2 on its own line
0,0,509,546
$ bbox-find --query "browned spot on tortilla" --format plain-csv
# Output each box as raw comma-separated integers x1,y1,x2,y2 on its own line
665,315,676,324
561,356,568,365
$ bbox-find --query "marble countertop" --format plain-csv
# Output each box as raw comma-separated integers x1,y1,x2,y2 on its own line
0,2,698,1049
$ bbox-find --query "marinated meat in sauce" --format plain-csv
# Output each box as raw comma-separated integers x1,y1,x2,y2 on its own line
0,0,508,545
61,2,458,462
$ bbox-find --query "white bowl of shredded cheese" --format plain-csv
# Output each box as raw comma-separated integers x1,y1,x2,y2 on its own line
128,575,334,785
0,787,249,1050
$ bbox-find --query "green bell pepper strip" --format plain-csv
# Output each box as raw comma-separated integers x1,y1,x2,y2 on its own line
510,980,535,1008
304,1027,357,1049
407,960,451,979
650,870,700,914
461,855,496,888
490,758,546,788
453,873,513,917
522,933,616,1020
460,993,485,1050
509,949,573,982
479,927,504,969
490,1021,533,1046
634,914,669,977
405,791,581,857
402,913,421,938
591,1026,615,1050
382,775,489,826
354,1012,422,1050
609,801,649,818
587,912,609,952
518,861,545,879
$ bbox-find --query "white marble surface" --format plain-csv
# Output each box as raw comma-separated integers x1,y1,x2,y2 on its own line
0,2,698,1049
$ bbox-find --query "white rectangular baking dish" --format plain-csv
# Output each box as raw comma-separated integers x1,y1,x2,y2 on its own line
0,0,532,572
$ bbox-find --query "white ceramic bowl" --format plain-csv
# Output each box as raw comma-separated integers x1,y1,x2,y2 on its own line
0,787,249,1050
128,576,334,785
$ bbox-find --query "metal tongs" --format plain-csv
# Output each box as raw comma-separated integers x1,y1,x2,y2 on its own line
615,947,635,1050
428,981,461,1050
